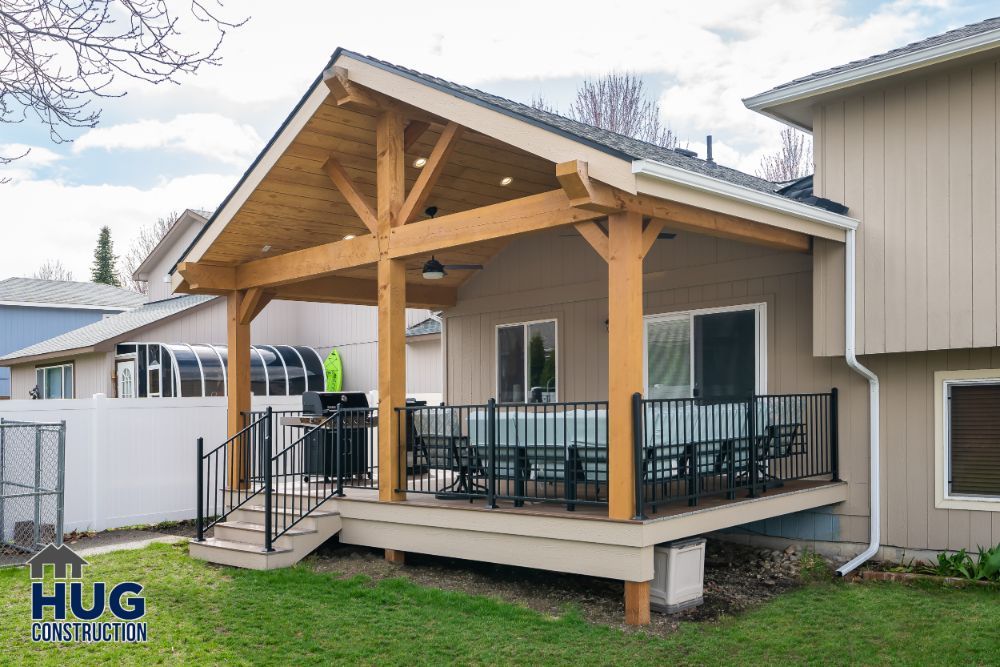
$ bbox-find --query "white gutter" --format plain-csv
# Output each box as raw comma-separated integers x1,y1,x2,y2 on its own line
836,228,880,576
744,27,1000,112
631,159,859,232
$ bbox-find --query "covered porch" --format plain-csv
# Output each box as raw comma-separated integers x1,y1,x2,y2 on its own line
177,51,856,624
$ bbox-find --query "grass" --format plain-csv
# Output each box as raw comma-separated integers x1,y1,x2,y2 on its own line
1,543,998,666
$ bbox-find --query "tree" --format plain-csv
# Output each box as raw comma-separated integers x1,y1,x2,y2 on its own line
119,210,179,293
0,1,245,164
757,128,813,182
564,72,677,148
91,225,121,286
32,259,74,281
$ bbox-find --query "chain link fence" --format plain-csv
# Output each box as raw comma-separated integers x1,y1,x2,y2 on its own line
0,419,65,567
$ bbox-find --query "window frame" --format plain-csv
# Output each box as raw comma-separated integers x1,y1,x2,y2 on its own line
935,370,1000,510
643,303,767,399
34,362,75,399
495,318,559,404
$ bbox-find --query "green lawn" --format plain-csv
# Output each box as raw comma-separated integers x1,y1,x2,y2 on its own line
1,542,997,666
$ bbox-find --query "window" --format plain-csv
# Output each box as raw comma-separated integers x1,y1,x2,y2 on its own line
937,372,1000,509
644,304,765,401
496,320,557,403
34,363,74,399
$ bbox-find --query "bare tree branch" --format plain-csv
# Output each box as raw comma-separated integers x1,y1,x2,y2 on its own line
0,0,246,150
757,128,813,182
118,209,177,293
31,258,74,280
563,72,677,149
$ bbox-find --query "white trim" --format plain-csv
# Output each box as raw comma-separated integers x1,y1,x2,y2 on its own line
287,345,309,393
632,159,859,232
206,344,228,396
0,301,133,312
744,27,1000,113
935,370,1000,511
495,318,559,404
263,345,290,396
182,343,206,398
35,361,75,399
642,303,767,399
251,346,269,397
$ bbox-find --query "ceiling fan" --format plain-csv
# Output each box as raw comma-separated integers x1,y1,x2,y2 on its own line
419,206,484,279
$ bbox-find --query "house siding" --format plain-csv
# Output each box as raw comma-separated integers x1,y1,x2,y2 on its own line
442,230,1000,552
813,57,1000,356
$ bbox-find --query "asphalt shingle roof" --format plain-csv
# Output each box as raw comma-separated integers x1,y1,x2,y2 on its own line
751,16,1000,98
342,50,785,196
0,278,146,309
406,317,441,337
0,295,215,361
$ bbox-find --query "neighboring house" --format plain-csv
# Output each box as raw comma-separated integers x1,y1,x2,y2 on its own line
0,210,442,400
0,278,145,398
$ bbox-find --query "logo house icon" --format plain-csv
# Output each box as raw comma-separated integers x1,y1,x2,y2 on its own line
26,544,89,580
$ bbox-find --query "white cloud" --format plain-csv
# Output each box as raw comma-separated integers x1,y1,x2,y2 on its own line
73,113,263,165
0,143,65,181
0,172,235,279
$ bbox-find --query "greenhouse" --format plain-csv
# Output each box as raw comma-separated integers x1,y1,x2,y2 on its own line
114,343,326,398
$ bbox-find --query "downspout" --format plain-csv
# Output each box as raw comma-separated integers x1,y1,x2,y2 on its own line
836,228,881,576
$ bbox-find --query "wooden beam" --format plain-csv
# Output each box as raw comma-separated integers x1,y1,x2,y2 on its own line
403,121,430,151
322,155,377,233
376,110,407,503
176,262,236,293
237,287,272,325
556,160,621,213
226,290,251,489
575,221,609,262
607,210,643,521
624,581,651,626
399,121,463,224
388,189,607,259
640,218,665,257
235,234,379,289
624,194,811,253
324,66,381,110
272,276,456,309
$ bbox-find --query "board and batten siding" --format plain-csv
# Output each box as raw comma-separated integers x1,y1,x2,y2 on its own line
813,57,1000,356
442,230,1000,552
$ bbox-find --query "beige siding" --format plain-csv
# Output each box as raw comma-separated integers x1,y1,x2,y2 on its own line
10,352,112,398
443,230,999,551
814,58,1000,356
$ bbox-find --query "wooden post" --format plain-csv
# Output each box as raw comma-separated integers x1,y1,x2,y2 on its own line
624,581,651,625
226,290,252,489
607,210,644,520
376,110,407,503
384,549,406,565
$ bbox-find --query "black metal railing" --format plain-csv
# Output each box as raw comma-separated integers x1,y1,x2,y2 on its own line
396,400,609,510
196,409,272,541
634,389,838,518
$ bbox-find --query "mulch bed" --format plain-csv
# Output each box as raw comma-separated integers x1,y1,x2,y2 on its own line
309,538,831,635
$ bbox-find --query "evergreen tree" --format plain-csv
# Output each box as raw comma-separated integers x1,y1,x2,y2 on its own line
90,226,121,286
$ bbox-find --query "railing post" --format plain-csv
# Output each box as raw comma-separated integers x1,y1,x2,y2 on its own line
55,421,66,547
335,412,345,497
263,407,273,552
747,395,758,498
486,399,498,509
196,437,205,542
830,387,840,482
631,392,646,520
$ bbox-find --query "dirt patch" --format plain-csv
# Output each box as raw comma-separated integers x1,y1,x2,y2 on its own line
308,538,831,635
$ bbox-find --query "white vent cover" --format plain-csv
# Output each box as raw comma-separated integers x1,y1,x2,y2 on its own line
651,537,706,613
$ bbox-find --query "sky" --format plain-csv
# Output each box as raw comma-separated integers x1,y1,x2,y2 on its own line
1,0,997,282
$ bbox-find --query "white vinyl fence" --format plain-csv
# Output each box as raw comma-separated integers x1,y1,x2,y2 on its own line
0,395,300,532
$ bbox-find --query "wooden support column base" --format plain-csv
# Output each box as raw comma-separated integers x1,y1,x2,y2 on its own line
624,580,651,626
384,549,406,565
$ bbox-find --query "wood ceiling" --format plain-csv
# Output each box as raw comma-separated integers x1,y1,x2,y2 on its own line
201,95,561,289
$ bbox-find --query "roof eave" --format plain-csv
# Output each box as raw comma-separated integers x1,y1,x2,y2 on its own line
133,210,208,281
743,27,1000,122
631,159,858,232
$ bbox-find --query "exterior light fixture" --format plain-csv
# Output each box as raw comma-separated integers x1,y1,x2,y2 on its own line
413,157,428,168
500,176,513,186
261,245,272,253
343,234,356,240
422,256,446,280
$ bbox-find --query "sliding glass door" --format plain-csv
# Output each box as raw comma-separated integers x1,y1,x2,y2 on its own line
644,304,765,401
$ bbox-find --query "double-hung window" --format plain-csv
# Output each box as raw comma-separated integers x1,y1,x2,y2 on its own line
34,363,74,399
496,320,557,403
644,304,766,401
938,374,1000,508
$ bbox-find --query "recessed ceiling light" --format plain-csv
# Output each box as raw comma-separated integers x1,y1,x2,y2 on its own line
261,245,272,253
413,157,428,168
500,176,513,186
343,234,356,241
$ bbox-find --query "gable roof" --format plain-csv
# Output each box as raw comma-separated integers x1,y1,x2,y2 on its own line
0,278,145,310
133,209,209,281
406,317,441,337
0,295,215,363
745,16,1000,129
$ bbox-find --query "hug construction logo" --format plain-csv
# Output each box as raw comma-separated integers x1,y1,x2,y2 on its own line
26,544,147,644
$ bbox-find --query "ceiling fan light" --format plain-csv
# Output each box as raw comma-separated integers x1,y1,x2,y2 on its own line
422,256,446,280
